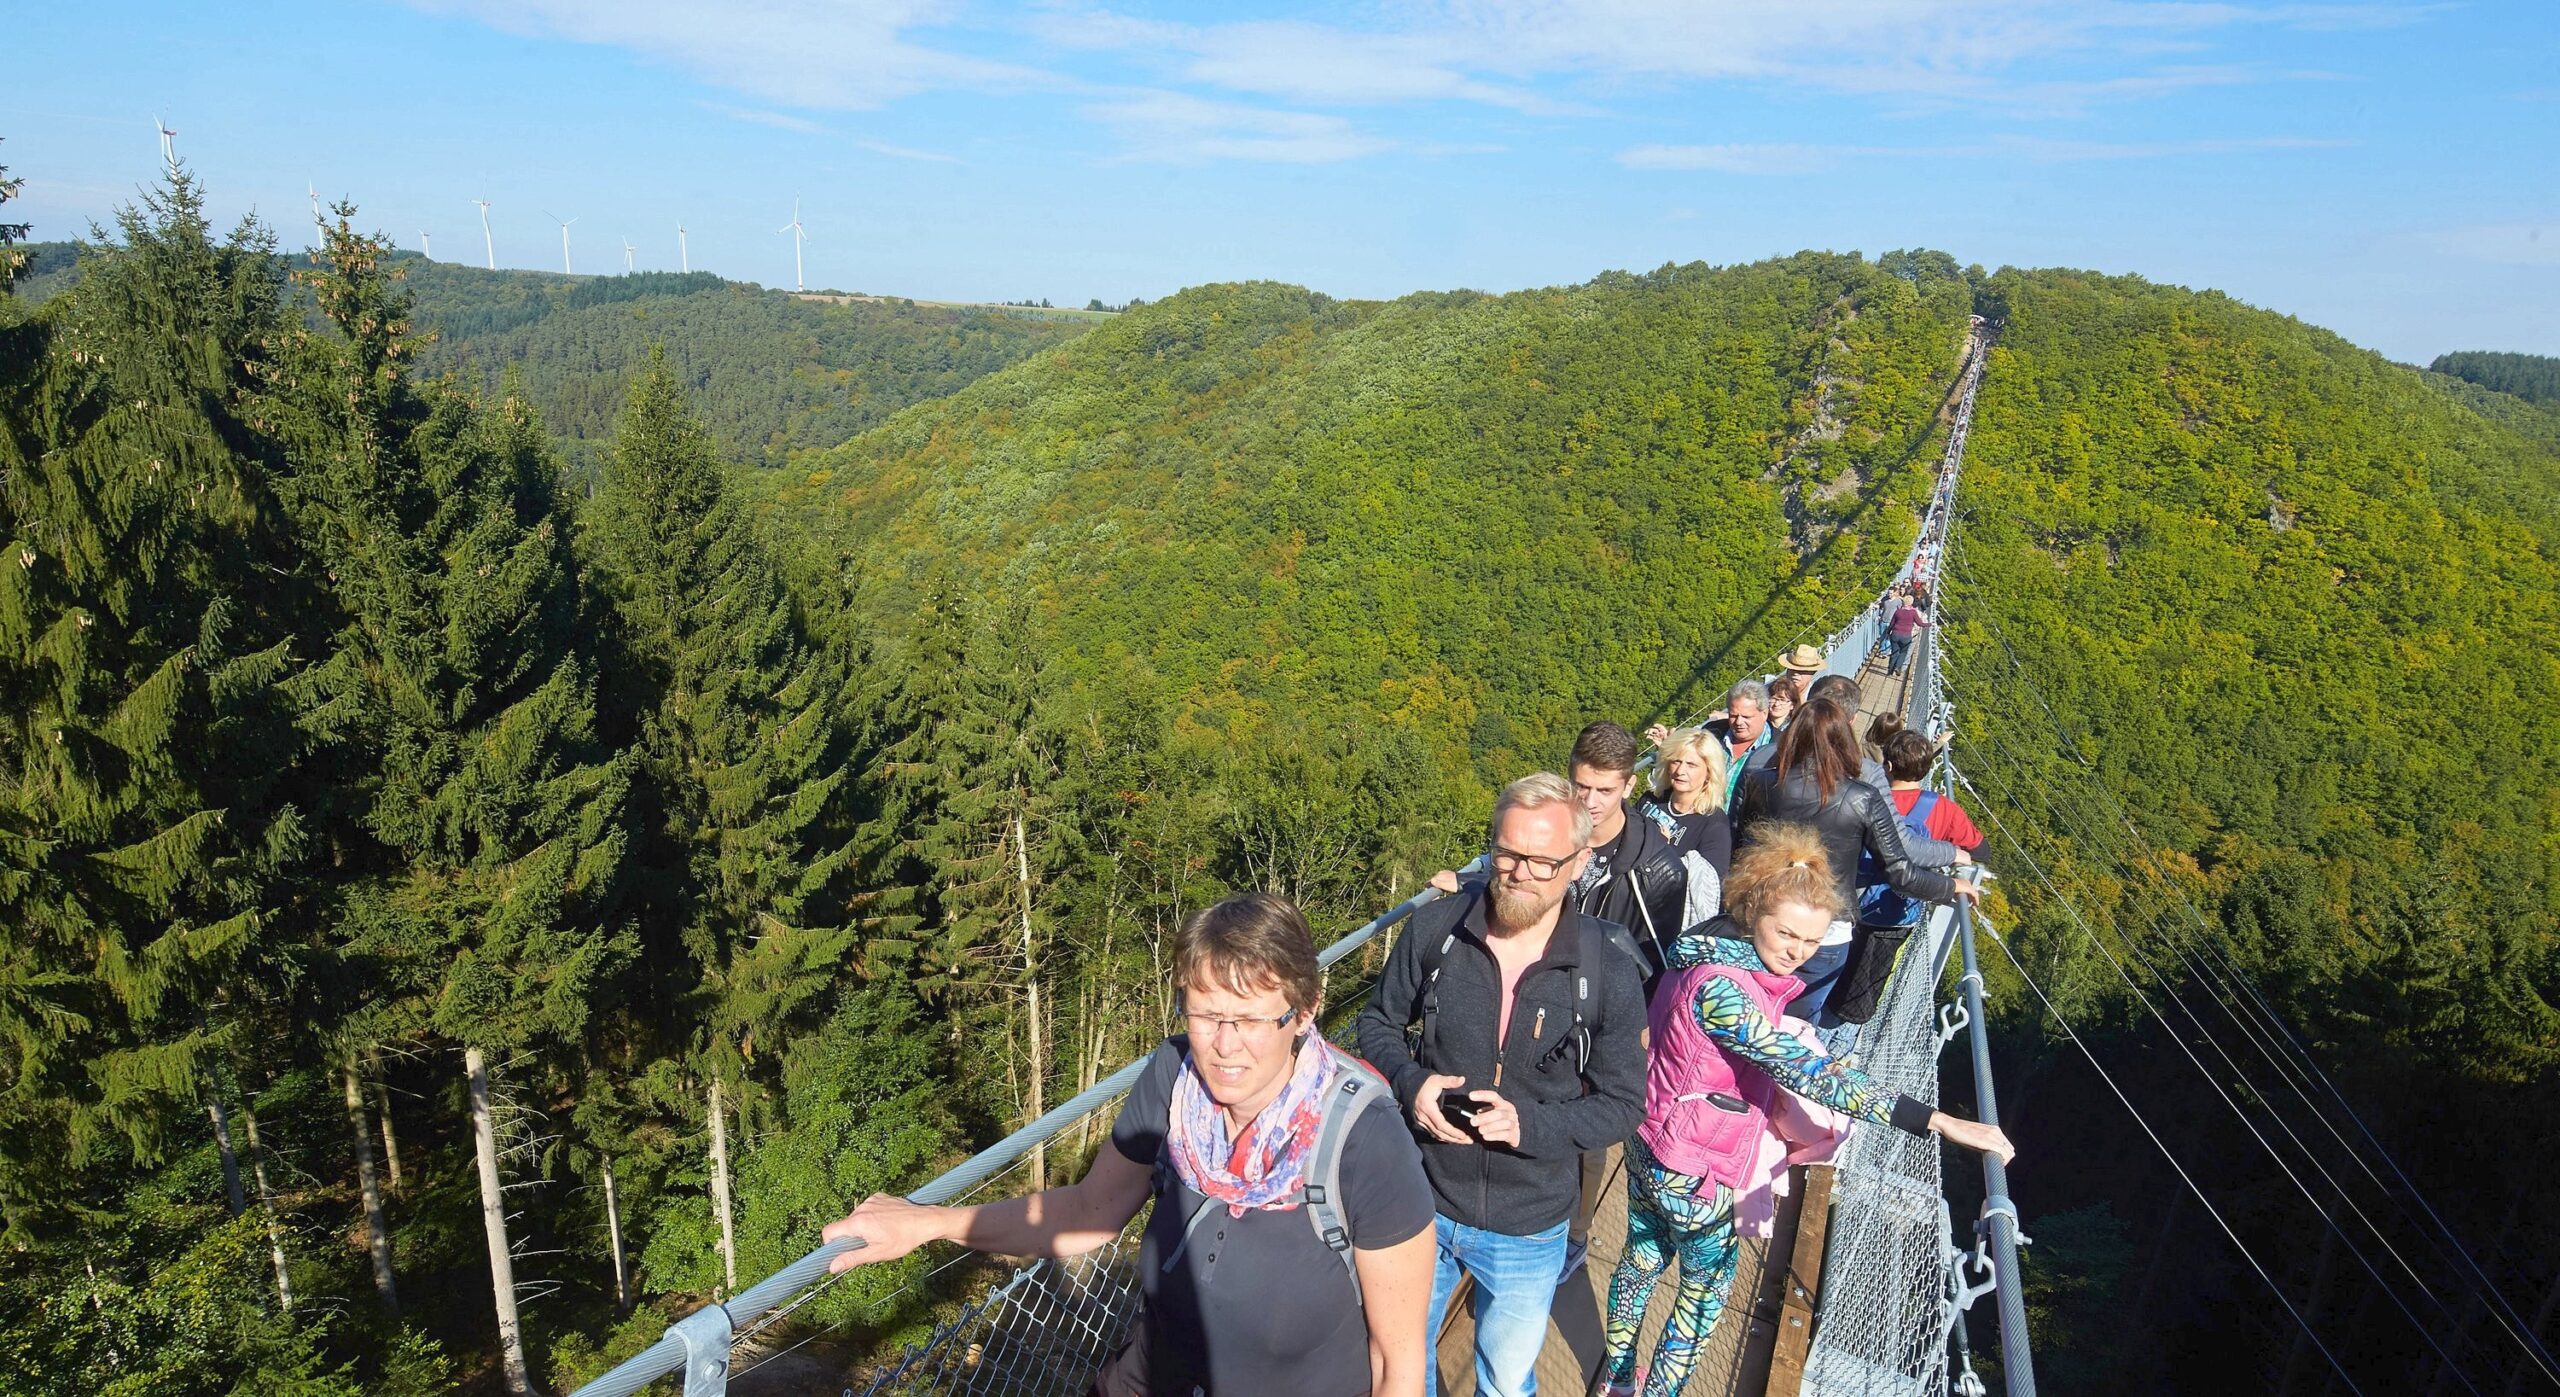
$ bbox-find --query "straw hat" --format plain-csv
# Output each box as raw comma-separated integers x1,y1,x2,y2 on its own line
1778,643,1825,676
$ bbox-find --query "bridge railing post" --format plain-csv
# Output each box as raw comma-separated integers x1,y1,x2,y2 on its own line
1954,891,2037,1397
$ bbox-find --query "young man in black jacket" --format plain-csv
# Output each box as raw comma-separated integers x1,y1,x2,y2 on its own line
1562,721,1690,973
1358,773,1649,1397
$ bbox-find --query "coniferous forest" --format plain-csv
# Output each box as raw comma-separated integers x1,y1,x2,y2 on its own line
3,165,2556,1395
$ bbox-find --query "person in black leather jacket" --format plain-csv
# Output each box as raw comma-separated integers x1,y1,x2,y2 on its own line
1732,696,1979,1018
1430,722,1687,982
1561,722,1691,978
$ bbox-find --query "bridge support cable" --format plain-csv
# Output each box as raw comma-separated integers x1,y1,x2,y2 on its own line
1946,720,2477,1313
1938,552,2560,1390
1957,903,2369,1397
1946,758,2493,1395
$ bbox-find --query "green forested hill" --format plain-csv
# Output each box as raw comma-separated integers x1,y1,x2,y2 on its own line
2431,348,2560,406
1942,271,2560,1389
760,254,1977,803
397,260,1090,473
10,241,1087,474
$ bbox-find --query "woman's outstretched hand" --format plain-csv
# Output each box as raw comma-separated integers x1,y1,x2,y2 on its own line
823,1193,948,1271
1927,1112,2016,1164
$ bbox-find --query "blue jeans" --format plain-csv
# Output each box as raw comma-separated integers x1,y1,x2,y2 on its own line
1887,632,1914,675
1427,1214,1571,1397
1791,940,1853,1023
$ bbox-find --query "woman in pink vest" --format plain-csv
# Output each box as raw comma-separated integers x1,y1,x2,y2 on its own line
1596,824,2013,1397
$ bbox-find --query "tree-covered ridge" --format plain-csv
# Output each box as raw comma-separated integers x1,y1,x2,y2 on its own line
764,254,1977,794
1950,268,2560,1390
11,242,1090,477
397,259,1089,474
2431,349,2560,406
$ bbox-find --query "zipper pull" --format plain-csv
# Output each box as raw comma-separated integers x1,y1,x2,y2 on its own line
1533,1007,1546,1040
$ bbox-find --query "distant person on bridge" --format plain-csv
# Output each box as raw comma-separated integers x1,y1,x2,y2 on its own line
1598,825,2013,1397
1360,773,1649,1397
1732,697,1976,1022
823,893,1438,1397
1886,594,1928,676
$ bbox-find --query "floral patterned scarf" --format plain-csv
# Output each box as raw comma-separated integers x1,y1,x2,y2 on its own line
1166,1033,1339,1217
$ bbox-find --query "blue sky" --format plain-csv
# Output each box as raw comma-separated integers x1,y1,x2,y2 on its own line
9,1,2556,362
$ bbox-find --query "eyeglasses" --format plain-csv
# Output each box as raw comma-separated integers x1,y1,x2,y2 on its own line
1180,1008,1299,1040
1490,845,1577,879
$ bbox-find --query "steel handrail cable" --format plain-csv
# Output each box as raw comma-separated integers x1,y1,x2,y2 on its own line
1954,723,2480,1341
1958,899,2369,1396
566,875,1464,1397
1948,757,2490,1394
1942,547,2560,1386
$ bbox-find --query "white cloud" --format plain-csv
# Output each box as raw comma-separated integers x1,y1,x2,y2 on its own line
1038,0,2404,116
1082,92,1395,164
695,100,824,133
858,139,962,163
408,0,1048,110
1618,133,2348,172
1618,142,1914,174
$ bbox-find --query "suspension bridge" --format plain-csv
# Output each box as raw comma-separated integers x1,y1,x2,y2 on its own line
566,318,2560,1397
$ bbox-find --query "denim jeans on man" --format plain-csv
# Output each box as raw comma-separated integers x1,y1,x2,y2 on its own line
1426,1214,1571,1397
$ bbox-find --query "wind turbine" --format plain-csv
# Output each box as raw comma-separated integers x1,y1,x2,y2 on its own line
622,238,636,274
154,117,179,171
420,230,434,260
678,224,689,274
474,199,495,269
778,198,806,293
308,184,326,241
542,210,577,274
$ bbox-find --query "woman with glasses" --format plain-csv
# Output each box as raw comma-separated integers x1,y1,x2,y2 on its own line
824,892,1437,1396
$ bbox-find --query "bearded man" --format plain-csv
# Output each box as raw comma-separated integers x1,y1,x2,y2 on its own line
1358,772,1649,1397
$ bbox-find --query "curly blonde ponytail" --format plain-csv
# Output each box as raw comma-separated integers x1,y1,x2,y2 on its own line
1725,822,1848,927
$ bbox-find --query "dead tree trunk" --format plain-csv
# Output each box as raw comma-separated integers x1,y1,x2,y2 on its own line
240,1103,293,1313
1015,813,1046,1186
342,1059,399,1313
206,1087,245,1216
708,1074,739,1295
467,1046,536,1397
602,1156,631,1314
371,1051,402,1191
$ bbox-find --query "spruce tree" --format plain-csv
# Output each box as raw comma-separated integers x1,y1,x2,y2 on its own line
0,171,316,1236
267,209,633,1395
586,350,860,1289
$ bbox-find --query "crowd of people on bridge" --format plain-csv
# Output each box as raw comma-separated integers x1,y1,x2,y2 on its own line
825,632,2008,1397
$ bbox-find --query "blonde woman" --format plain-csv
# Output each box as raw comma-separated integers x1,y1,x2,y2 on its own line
1640,726,1732,927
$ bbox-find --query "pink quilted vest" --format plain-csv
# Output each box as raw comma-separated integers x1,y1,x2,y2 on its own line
1638,960,1806,1185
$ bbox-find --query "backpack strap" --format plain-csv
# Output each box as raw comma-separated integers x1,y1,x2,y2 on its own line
1411,914,1462,1064
1299,1050,1394,1305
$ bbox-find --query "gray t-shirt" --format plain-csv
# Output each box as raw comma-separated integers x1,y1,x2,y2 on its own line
1099,1038,1434,1396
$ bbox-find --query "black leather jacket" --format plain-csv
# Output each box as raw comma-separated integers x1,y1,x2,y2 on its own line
1732,766,1955,915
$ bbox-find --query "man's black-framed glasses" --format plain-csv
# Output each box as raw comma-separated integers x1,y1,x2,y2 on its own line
1490,845,1576,879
